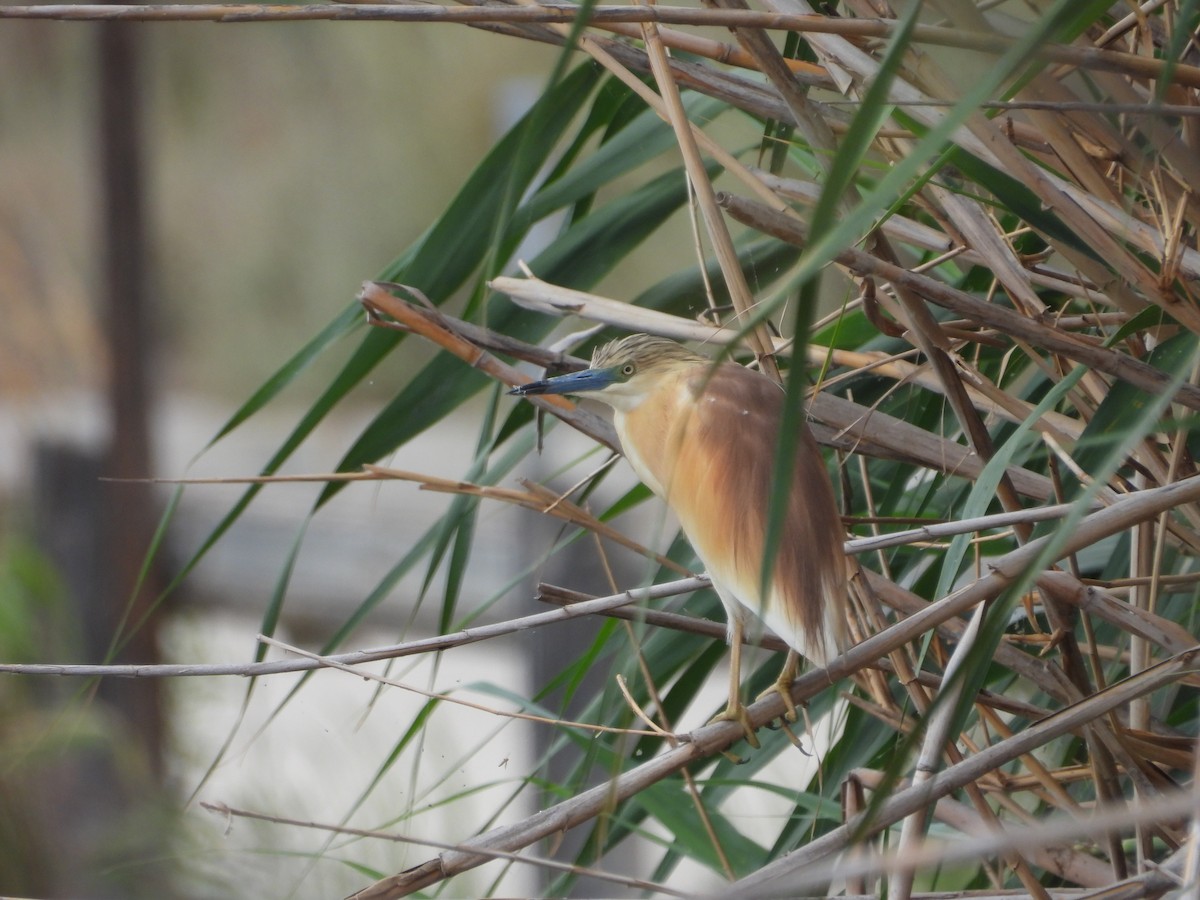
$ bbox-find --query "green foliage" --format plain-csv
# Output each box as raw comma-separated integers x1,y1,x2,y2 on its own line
0,535,69,663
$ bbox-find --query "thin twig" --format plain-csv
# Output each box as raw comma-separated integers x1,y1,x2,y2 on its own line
258,635,664,738
0,578,708,678
1,4,1198,91
199,801,687,896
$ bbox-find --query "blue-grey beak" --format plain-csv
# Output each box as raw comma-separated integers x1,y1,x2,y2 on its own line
509,367,613,397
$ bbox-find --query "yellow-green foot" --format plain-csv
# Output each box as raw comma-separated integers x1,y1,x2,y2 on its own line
756,650,801,723
709,701,760,750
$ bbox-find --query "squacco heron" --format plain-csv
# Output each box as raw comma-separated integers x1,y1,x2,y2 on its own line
511,334,848,745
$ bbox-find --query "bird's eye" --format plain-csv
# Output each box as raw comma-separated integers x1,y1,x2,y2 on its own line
621,363,635,377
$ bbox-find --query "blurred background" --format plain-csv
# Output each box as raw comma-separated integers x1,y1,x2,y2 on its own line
0,18,704,897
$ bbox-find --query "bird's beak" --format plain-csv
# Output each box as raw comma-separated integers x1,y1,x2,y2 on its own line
509,367,611,397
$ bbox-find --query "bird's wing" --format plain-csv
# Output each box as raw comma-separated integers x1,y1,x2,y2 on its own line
673,364,846,663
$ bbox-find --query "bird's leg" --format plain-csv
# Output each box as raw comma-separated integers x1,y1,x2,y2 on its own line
757,649,800,723
708,617,760,749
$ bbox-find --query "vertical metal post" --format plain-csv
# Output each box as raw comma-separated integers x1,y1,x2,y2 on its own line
96,17,164,772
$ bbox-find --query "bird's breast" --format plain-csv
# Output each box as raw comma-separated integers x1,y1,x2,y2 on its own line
610,373,694,500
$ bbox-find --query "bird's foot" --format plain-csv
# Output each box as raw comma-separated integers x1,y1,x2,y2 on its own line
756,678,799,724
708,700,760,752
751,686,811,752
756,661,800,724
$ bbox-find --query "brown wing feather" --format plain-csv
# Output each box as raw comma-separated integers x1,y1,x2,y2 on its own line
667,364,844,662
619,362,846,662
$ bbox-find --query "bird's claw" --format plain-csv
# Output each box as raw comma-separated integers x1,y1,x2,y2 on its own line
756,673,800,724
709,701,760,751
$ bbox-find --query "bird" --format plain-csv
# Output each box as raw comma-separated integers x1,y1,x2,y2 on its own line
510,333,848,746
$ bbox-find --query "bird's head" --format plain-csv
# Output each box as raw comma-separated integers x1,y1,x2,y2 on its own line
509,334,706,411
